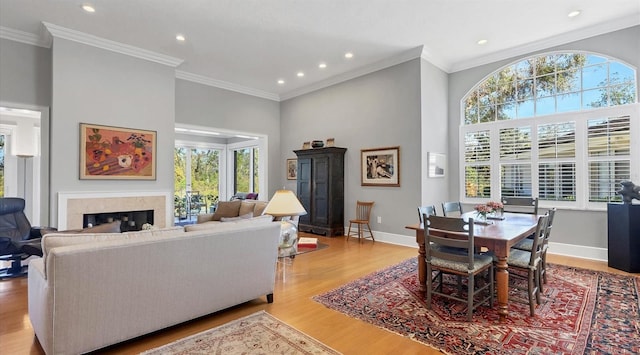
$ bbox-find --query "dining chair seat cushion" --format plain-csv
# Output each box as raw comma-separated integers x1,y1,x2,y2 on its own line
513,238,533,251
430,253,493,273
507,248,536,268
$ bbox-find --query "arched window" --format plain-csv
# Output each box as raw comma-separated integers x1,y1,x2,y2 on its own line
460,52,638,209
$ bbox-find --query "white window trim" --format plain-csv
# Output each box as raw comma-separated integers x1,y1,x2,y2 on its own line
175,140,227,200
459,103,640,211
227,137,268,199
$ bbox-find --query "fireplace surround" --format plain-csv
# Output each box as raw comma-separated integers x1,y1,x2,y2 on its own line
57,191,172,230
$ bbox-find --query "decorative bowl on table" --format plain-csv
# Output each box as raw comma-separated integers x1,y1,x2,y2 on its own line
311,140,324,148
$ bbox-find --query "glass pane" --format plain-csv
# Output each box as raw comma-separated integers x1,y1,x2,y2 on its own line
536,73,556,98
517,78,534,100
610,62,635,84
234,148,251,193
516,60,534,79
253,147,259,193
464,131,491,162
588,116,630,157
536,96,556,116
495,68,517,104
500,127,531,160
538,122,575,159
464,94,478,124
556,92,580,113
589,160,629,202
496,102,516,120
174,147,187,218
585,55,606,65
555,53,587,71
582,64,607,90
465,165,491,198
501,164,532,197
609,83,637,106
190,148,221,212
556,69,581,93
516,100,534,118
583,88,606,109
478,105,494,123
538,163,576,201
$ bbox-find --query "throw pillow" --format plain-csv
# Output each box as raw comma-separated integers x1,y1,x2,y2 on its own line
253,201,268,217
220,212,254,222
211,200,242,221
238,201,256,217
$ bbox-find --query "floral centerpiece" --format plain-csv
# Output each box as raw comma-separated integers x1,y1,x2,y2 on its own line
474,201,504,221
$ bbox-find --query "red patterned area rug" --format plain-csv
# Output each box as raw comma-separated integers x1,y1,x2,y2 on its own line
313,258,640,355
140,311,341,354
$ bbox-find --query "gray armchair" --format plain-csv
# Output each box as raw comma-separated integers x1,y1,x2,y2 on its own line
0,197,50,278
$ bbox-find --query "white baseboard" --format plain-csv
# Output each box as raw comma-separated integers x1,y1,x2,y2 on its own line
351,230,608,262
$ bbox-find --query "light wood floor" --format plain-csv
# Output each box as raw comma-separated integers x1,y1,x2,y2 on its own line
0,233,634,355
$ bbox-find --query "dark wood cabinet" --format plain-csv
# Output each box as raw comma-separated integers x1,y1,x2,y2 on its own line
607,203,640,272
294,147,346,236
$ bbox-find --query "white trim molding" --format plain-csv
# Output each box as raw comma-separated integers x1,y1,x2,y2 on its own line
0,26,50,48
176,70,280,102
42,22,183,67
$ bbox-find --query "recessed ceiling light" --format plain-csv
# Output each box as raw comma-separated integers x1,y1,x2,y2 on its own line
176,34,186,42
319,63,327,69
297,72,304,77
477,39,488,45
277,79,285,85
344,52,354,59
568,10,581,18
81,4,96,13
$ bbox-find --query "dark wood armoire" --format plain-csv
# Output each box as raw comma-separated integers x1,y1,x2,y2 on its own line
294,147,346,236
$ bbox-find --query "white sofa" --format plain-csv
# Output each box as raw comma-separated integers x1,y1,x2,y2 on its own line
28,221,280,355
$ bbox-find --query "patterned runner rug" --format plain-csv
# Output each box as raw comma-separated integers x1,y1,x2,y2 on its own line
141,311,341,354
314,258,640,355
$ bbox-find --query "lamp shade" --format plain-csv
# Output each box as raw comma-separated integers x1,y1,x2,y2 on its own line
263,190,307,217
11,120,37,157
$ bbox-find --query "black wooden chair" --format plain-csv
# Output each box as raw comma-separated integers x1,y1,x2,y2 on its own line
424,215,494,321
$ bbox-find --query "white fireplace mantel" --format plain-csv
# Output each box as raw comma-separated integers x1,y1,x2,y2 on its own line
57,191,172,230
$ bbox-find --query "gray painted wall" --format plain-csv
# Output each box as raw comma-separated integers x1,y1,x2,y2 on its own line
49,38,176,227
0,39,51,107
447,25,640,250
280,59,424,237
175,79,281,197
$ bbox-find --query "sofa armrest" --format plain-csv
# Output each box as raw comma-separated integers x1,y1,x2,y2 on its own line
197,213,215,224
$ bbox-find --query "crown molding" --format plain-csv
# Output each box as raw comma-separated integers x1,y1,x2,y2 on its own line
42,22,183,67
175,70,280,101
280,46,426,101
0,26,50,48
449,14,640,73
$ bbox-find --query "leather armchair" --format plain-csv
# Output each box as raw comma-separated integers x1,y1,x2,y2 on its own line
0,197,49,278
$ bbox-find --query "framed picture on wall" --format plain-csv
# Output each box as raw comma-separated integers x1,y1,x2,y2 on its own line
286,158,298,180
361,146,400,187
428,152,446,178
80,123,157,180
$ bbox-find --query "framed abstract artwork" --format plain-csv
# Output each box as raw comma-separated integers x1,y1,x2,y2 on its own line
80,123,156,180
361,146,400,187
286,158,298,180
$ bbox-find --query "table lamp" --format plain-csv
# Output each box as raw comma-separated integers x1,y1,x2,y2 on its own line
263,190,307,249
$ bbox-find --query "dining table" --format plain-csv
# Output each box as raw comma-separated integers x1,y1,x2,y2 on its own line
405,211,539,322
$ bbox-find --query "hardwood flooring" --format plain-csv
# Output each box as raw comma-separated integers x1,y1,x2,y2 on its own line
0,233,634,355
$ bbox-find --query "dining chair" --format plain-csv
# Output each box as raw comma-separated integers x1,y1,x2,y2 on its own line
417,205,437,224
346,201,375,242
506,214,549,316
513,208,556,292
501,197,539,215
441,201,463,217
424,215,494,321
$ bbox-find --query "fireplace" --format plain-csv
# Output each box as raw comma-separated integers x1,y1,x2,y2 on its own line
83,209,154,231
58,191,172,230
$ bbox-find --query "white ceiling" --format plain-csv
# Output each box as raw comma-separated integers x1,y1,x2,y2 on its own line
1,0,638,101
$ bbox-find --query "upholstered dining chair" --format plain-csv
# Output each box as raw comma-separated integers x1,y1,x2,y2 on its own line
513,208,556,292
506,213,549,316
501,196,539,215
417,205,437,224
346,201,375,242
441,201,463,217
424,215,494,321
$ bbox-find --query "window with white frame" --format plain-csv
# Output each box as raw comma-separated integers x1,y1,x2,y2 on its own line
461,52,638,208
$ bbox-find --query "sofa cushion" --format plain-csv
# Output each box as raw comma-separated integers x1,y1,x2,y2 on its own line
220,212,254,222
184,215,274,232
252,201,268,217
238,201,255,216
51,220,122,234
211,200,242,221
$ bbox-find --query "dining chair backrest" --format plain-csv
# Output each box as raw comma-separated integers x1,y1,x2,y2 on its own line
441,201,463,217
354,201,375,221
501,197,538,215
425,215,475,267
542,208,556,249
417,205,437,224
528,214,549,266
